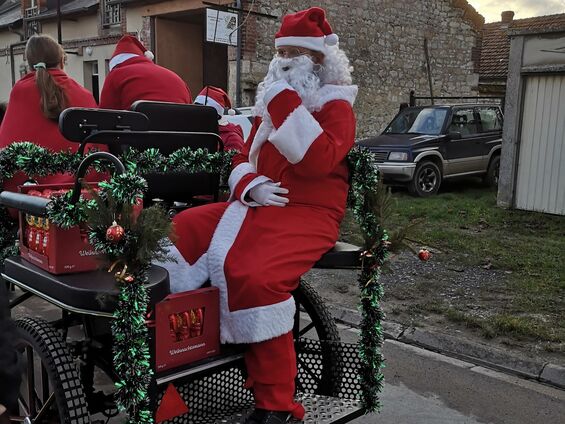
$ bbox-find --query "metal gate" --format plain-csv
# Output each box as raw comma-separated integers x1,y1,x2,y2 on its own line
515,74,565,215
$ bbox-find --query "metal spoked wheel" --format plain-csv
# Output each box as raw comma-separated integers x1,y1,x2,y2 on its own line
11,317,90,424
410,160,442,197
293,279,343,397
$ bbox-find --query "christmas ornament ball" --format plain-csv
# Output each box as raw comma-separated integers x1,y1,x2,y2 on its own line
106,221,125,243
418,249,431,261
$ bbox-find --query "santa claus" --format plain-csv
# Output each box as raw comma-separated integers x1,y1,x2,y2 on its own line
99,35,192,110
163,7,357,423
194,86,244,152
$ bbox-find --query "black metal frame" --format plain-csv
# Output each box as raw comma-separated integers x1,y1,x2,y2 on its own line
5,271,366,423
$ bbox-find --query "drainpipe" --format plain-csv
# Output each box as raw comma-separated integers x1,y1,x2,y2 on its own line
57,0,62,44
423,37,434,105
235,0,242,107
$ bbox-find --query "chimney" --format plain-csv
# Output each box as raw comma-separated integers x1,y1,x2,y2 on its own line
501,11,515,23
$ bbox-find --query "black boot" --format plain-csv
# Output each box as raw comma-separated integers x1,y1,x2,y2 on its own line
244,408,292,424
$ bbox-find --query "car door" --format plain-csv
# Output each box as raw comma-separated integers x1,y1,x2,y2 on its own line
444,107,486,175
476,106,503,171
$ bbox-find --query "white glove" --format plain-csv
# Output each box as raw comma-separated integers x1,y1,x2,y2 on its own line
263,80,294,108
249,181,289,207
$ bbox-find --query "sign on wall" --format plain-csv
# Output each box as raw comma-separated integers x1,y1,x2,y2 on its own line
206,8,238,47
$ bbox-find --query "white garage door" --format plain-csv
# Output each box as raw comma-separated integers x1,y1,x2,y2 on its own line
515,74,565,215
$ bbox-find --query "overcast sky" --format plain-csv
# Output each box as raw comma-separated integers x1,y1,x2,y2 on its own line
467,0,565,22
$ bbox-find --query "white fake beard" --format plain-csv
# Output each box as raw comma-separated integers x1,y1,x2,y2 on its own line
253,55,321,118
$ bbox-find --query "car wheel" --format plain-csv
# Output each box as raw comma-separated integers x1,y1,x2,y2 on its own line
483,155,500,188
409,161,441,197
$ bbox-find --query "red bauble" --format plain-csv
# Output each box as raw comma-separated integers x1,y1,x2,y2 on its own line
418,249,431,261
106,221,125,243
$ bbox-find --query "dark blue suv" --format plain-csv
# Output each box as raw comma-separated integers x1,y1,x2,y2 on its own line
356,104,503,196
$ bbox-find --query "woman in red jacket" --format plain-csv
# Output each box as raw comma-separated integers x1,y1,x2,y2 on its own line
0,35,106,212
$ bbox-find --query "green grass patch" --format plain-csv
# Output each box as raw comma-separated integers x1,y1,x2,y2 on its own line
388,187,565,309
343,182,565,342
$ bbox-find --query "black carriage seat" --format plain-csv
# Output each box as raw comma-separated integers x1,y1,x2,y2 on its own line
59,107,150,155
313,241,362,269
130,101,219,134
2,256,170,316
59,107,223,204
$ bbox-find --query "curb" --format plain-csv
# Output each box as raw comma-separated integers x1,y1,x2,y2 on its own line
327,304,565,390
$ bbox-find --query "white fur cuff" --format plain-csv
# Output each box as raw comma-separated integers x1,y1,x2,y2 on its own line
263,80,294,108
240,175,271,207
269,105,323,164
228,162,256,201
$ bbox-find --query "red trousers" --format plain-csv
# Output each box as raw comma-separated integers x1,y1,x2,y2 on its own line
172,204,307,418
245,332,305,420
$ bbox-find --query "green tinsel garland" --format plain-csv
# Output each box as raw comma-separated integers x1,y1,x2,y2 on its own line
78,176,172,424
0,142,387,417
348,147,387,412
112,270,153,423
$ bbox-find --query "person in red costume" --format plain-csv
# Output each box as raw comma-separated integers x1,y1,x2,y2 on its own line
0,34,106,217
194,86,244,152
159,7,357,423
99,35,192,110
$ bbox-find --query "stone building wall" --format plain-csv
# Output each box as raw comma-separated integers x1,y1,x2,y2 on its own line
229,0,484,138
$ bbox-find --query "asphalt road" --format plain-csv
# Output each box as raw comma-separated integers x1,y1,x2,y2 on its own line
339,325,565,424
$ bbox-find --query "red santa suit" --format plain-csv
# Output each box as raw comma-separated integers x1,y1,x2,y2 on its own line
167,7,356,419
0,69,106,217
99,35,191,110
171,81,357,416
194,86,244,152
218,121,244,152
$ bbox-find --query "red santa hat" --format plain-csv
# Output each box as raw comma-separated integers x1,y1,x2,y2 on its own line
275,7,339,53
109,35,154,71
194,86,234,117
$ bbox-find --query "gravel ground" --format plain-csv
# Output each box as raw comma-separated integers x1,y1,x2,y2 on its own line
304,249,563,365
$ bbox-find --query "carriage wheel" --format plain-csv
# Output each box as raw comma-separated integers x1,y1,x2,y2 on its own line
292,279,343,397
11,317,90,424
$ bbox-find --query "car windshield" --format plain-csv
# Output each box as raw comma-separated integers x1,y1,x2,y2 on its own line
385,107,448,135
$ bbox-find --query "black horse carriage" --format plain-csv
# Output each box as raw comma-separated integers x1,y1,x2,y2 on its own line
1,102,370,424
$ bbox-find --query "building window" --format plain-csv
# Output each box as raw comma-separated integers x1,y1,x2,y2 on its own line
24,0,39,18
102,0,121,27
24,0,41,38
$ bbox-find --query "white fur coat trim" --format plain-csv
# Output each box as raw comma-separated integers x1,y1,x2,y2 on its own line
207,201,296,343
250,84,357,168
313,84,358,110
155,245,209,293
249,119,275,169
228,162,256,201
269,105,323,164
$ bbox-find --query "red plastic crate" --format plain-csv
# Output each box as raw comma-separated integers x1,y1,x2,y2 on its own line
154,287,220,372
18,183,104,274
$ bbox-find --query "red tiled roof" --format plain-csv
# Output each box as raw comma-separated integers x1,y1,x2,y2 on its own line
480,13,565,80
